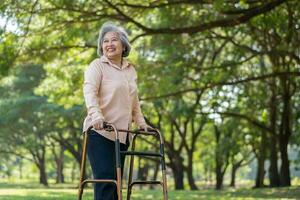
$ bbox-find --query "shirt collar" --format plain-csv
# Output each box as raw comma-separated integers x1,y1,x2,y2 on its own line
100,56,131,70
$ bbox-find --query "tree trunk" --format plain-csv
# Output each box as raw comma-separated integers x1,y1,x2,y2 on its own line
254,131,267,188
255,156,266,188
279,140,290,186
268,77,281,187
230,165,238,187
38,159,48,186
215,155,228,190
165,124,185,190
169,155,185,190
173,164,184,190
214,125,227,190
55,146,65,183
278,75,291,186
269,130,280,187
184,116,204,190
31,146,48,186
215,161,224,190
186,151,198,190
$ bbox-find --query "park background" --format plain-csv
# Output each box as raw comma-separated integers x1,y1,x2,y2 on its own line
0,0,300,199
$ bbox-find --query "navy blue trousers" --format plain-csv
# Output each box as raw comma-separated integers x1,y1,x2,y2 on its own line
87,130,129,200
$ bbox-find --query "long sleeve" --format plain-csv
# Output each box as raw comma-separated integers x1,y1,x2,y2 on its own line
132,75,147,127
132,94,147,127
83,61,105,124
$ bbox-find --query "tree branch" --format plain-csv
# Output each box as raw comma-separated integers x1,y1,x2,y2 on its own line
199,111,271,133
0,150,33,162
116,0,212,9
141,71,300,100
106,0,286,35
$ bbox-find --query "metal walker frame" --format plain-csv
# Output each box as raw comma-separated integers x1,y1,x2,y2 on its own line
78,123,168,200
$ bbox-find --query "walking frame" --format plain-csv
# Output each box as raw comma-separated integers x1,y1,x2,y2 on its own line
78,122,168,200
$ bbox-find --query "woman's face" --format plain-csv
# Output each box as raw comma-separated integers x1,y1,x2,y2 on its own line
102,31,123,59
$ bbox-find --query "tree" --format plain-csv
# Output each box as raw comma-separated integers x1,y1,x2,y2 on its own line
0,64,50,186
1,0,300,188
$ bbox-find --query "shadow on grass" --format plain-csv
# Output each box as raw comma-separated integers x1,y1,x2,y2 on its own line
0,184,300,200
0,181,78,189
230,187,300,199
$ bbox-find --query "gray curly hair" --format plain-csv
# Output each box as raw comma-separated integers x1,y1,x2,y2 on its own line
97,22,131,57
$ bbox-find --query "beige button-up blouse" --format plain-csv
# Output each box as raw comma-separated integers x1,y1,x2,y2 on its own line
83,56,147,144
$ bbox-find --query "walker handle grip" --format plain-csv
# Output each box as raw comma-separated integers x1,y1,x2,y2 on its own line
103,122,114,131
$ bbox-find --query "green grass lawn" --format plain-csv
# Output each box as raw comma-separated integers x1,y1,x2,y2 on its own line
0,181,299,200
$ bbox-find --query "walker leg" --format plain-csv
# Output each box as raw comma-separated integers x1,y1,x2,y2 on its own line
162,168,168,200
160,141,168,200
78,187,83,200
78,132,88,200
115,138,122,200
126,136,136,200
117,167,122,200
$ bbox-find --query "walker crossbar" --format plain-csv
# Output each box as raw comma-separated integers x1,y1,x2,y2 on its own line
120,151,162,157
130,180,162,187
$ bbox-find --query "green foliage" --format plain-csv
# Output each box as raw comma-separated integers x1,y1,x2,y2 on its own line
0,33,18,77
1,0,300,189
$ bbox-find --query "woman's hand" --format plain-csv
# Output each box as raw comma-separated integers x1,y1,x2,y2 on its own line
139,124,155,132
92,119,104,130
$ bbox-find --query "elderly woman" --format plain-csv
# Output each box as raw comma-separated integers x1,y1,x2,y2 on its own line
82,22,152,200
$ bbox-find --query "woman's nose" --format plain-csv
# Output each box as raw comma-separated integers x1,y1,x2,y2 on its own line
108,41,114,46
